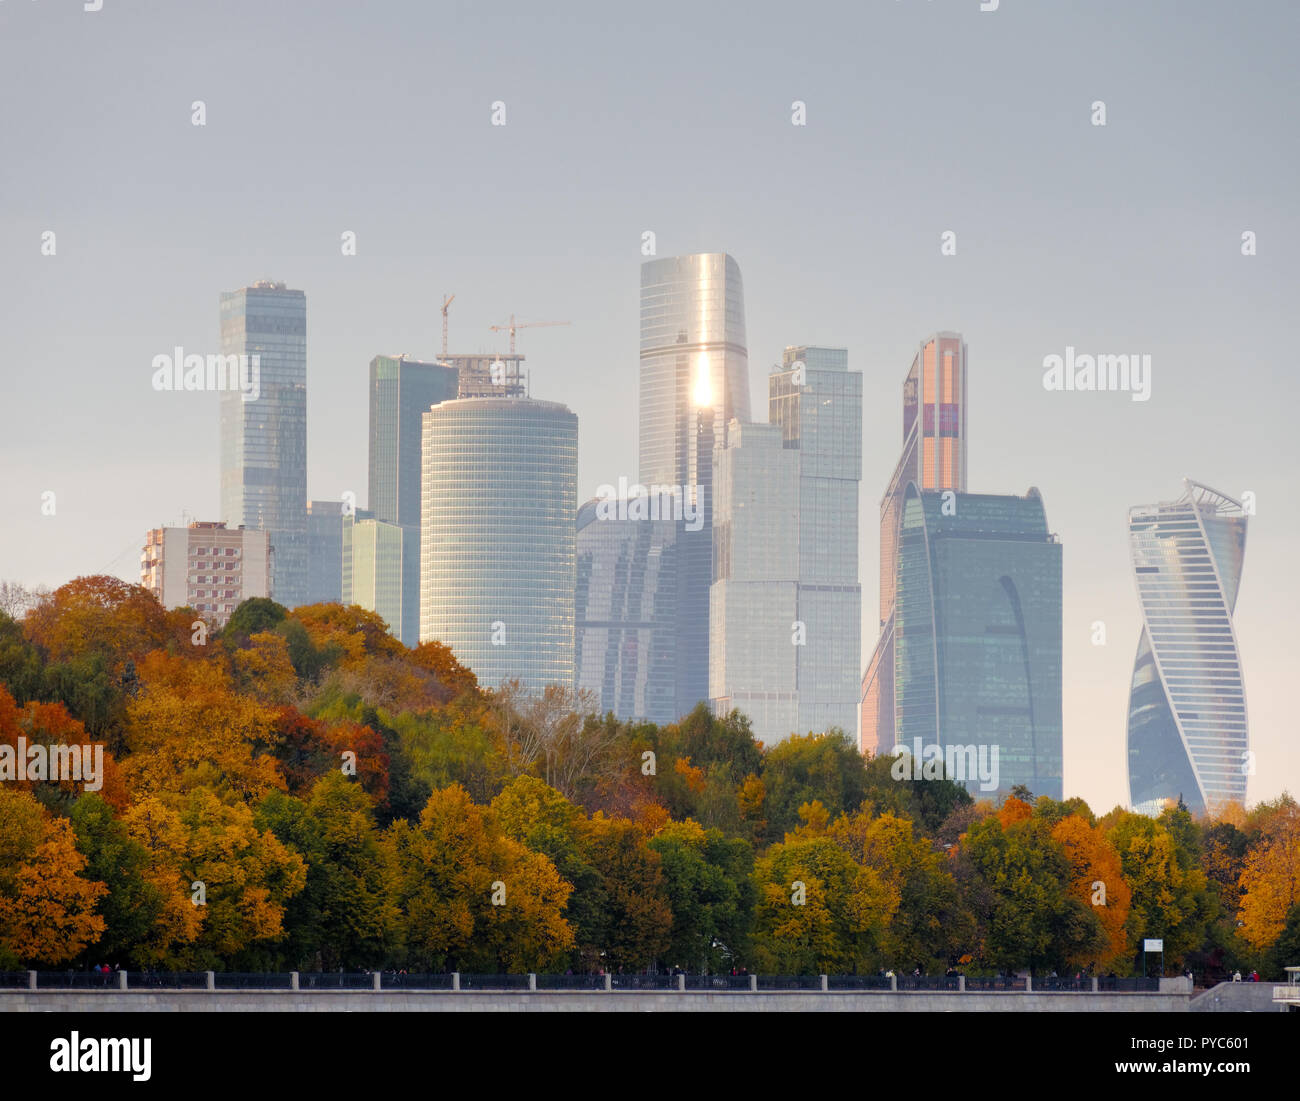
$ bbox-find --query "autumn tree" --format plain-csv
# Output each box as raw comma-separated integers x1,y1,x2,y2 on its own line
647,818,756,972
1237,797,1300,951
955,814,1106,975
70,793,196,968
255,773,397,970
124,789,307,969
383,784,573,973
1050,812,1132,970
0,788,106,966
751,820,897,975
830,809,969,972
582,814,674,972
122,651,286,802
760,730,871,844
1105,807,1215,969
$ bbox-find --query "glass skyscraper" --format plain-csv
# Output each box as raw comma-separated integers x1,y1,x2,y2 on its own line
347,515,406,644
639,253,750,715
306,499,347,604
770,346,862,739
862,332,968,755
368,354,458,646
1127,480,1249,817
710,421,801,742
420,397,578,691
219,281,308,608
575,499,678,724
893,485,1063,800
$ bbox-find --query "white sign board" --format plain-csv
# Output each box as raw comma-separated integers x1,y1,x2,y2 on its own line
1144,938,1163,952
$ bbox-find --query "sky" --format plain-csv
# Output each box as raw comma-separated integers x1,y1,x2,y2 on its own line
1,0,1296,812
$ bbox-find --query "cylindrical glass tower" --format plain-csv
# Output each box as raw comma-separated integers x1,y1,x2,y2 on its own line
420,397,578,692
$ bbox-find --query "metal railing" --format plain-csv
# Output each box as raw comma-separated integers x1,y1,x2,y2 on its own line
4,970,1177,994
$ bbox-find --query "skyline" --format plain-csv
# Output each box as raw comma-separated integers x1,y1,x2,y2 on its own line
3,0,1297,813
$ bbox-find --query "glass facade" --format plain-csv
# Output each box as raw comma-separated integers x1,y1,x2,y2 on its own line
219,282,308,607
639,253,750,714
306,500,347,604
1127,480,1249,817
368,354,458,646
575,500,678,724
893,484,1063,800
420,397,578,691
769,346,862,739
709,421,801,743
862,332,967,754
347,516,406,643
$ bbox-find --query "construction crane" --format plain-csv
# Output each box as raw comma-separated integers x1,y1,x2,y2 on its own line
440,293,455,355
489,315,570,354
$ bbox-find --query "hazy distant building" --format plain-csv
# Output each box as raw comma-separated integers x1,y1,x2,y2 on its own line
770,345,862,739
219,281,308,607
346,515,407,644
306,500,348,605
892,486,1062,800
1127,480,1250,817
709,420,800,742
639,253,750,715
141,521,271,628
367,354,458,645
862,332,968,755
575,498,678,724
420,397,578,690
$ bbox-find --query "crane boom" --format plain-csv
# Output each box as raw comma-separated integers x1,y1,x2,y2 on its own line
488,314,571,354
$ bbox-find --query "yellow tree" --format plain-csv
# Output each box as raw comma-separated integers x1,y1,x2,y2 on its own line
1237,801,1300,950
384,784,574,972
123,651,286,801
1051,814,1132,969
124,790,307,966
0,788,106,965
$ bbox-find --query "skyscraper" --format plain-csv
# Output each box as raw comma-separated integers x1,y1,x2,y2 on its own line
368,354,458,645
219,281,308,608
861,332,968,755
770,346,862,739
347,514,407,643
420,396,578,690
709,420,800,743
575,497,679,724
639,253,749,714
892,485,1063,800
306,500,348,604
1127,480,1249,817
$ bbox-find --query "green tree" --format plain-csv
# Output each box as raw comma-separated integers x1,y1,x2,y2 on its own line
255,773,396,970
648,819,755,972
760,731,870,843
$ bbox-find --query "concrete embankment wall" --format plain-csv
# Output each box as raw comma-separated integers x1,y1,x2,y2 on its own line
1,991,1191,1013
1192,983,1291,1013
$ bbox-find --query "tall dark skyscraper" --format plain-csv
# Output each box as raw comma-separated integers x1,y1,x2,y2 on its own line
639,254,749,716
367,354,458,645
893,486,1063,800
862,333,968,755
1127,480,1249,817
219,281,308,607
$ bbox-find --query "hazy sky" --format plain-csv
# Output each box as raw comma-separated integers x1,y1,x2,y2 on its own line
2,0,1296,812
